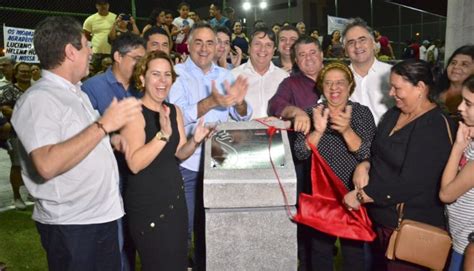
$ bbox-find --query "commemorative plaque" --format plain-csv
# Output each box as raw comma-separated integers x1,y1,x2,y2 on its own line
203,120,297,271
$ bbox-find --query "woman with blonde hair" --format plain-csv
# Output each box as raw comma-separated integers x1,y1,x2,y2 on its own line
121,51,211,270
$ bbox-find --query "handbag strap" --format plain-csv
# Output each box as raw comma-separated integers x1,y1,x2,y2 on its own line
395,203,405,230
441,114,453,145
395,114,452,230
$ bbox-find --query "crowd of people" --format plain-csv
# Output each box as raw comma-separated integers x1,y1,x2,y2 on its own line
0,0,474,270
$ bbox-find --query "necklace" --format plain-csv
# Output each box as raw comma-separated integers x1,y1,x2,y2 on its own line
390,103,435,135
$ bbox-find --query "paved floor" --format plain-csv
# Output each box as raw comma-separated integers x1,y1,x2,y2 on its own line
0,149,31,212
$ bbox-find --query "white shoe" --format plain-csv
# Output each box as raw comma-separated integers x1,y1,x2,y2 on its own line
26,194,35,202
14,198,27,210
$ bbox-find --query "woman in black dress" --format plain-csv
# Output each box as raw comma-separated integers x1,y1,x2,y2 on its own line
121,51,211,270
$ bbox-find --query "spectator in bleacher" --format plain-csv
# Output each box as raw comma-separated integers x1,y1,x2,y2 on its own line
0,56,13,87
342,17,392,125
97,56,113,74
310,29,319,40
231,21,249,56
224,7,235,26
296,21,306,36
108,13,140,44
214,26,242,70
272,23,281,36
83,0,116,71
172,2,194,55
30,64,41,85
188,11,201,24
232,27,288,118
141,8,169,37
419,40,430,61
437,45,474,116
253,19,267,29
374,30,395,60
209,3,231,29
163,9,178,39
143,26,171,55
326,30,344,58
273,25,300,73
0,62,31,210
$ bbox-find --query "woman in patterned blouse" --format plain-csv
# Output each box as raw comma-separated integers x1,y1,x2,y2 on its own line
294,61,376,271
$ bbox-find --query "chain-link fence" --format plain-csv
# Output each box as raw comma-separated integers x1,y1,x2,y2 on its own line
377,20,446,60
0,0,188,56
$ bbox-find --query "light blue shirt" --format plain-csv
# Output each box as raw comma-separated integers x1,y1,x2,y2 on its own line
169,58,252,171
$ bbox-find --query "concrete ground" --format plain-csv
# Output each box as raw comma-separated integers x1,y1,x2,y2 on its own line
0,149,32,212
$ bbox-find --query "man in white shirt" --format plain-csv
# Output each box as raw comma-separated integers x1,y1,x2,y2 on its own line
11,16,141,271
232,27,289,118
342,17,392,125
419,40,430,61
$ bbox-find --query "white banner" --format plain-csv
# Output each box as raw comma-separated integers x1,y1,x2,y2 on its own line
3,25,38,63
327,15,349,35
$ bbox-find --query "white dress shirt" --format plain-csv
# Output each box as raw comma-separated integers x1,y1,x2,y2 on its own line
349,59,392,125
232,61,289,119
12,70,123,225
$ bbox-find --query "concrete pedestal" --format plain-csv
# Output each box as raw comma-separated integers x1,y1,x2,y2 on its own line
203,120,297,271
206,207,297,271
445,0,474,62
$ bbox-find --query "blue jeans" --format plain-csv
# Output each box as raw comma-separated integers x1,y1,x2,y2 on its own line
179,166,199,249
449,250,464,271
36,220,121,271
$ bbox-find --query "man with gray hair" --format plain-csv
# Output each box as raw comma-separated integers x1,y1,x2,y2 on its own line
342,17,392,125
168,22,252,269
11,16,142,270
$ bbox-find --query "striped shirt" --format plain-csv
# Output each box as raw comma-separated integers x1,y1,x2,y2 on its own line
447,141,474,254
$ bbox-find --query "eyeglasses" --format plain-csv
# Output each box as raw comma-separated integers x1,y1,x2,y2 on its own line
345,37,369,48
323,80,348,88
124,54,143,62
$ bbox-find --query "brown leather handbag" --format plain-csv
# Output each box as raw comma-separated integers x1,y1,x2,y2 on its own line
385,203,452,270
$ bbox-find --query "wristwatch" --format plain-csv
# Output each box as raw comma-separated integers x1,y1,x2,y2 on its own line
155,131,170,142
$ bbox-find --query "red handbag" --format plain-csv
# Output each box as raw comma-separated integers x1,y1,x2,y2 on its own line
293,142,376,241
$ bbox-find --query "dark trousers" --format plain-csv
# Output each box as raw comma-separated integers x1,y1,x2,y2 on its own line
308,229,365,271
36,220,121,271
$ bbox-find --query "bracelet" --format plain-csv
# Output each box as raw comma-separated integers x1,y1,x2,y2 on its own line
95,121,108,136
356,189,365,204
